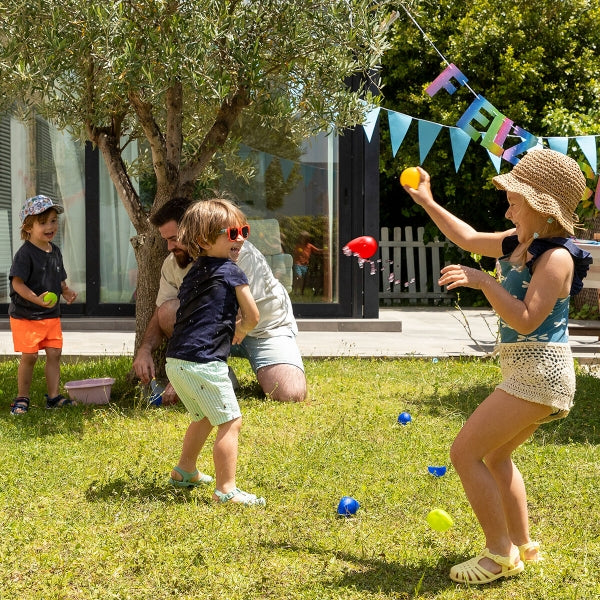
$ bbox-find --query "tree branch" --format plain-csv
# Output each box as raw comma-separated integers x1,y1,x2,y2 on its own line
165,81,182,180
180,87,250,190
128,89,169,191
93,128,147,233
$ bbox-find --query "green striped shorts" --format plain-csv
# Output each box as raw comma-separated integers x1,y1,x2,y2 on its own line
166,358,241,426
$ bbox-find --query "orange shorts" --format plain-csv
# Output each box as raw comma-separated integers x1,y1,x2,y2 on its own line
10,317,63,353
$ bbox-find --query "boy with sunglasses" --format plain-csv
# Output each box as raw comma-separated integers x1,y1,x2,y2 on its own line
133,197,307,404
165,198,265,505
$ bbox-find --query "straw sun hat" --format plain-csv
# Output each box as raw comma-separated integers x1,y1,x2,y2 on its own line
492,149,586,235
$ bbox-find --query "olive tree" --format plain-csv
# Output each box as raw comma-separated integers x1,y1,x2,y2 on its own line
0,0,393,345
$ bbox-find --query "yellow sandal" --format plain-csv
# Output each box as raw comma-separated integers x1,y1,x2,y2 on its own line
519,541,542,563
449,548,524,584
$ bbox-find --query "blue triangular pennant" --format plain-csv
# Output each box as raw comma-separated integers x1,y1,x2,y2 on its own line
546,137,569,155
257,153,273,177
387,111,412,157
280,158,294,182
487,149,502,173
449,127,472,172
238,144,252,160
301,163,315,186
362,107,381,143
418,120,443,164
576,135,597,174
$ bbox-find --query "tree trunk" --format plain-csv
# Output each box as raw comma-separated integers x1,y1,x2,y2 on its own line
131,223,169,377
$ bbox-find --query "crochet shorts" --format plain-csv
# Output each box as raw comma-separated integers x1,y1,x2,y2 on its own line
495,342,575,423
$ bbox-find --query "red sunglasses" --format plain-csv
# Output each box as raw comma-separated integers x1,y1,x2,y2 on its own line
219,224,250,241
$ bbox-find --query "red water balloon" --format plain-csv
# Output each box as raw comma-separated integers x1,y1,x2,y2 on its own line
343,236,378,259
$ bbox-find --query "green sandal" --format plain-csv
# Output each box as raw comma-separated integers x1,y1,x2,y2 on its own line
169,466,213,488
214,487,266,506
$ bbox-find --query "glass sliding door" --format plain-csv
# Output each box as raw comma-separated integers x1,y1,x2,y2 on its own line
0,112,86,304
219,131,340,307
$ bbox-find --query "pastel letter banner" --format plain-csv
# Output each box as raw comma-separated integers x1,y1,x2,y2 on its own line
576,135,597,174
481,113,512,157
425,63,469,97
502,126,538,165
418,120,443,163
546,137,569,155
449,127,472,172
487,117,514,157
362,107,381,143
388,111,413,157
456,95,498,142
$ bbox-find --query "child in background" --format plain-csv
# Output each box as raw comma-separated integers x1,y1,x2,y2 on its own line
165,198,265,506
292,230,322,295
9,195,78,414
403,149,591,584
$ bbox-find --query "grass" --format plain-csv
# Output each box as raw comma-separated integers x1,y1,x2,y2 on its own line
1,356,600,599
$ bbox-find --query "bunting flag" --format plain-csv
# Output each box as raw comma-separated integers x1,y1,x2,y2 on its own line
486,149,502,174
360,106,600,179
449,127,471,172
576,136,597,174
418,120,443,163
280,158,295,182
546,137,569,155
362,106,381,142
388,111,412,157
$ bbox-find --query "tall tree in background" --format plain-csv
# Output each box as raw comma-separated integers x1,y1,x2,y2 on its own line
381,0,600,238
0,0,394,346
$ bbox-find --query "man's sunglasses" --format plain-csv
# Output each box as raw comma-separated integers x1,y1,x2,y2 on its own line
219,224,251,241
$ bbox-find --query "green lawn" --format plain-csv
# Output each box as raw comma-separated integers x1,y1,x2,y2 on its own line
1,356,600,599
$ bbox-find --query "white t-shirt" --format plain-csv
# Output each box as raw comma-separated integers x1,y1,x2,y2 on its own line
155,240,298,338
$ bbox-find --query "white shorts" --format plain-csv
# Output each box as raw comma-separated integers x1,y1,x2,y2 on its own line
496,342,575,423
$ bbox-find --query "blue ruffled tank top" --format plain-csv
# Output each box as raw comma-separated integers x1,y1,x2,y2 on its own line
497,236,592,344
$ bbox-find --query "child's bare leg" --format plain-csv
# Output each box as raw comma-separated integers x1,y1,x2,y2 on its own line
44,347,62,398
17,352,38,398
450,389,551,574
485,422,540,558
212,416,242,499
171,417,213,482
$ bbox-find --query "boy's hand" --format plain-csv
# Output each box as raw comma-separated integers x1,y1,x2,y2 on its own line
40,291,58,307
61,287,78,304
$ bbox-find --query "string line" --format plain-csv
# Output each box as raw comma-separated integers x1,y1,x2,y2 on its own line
397,2,478,97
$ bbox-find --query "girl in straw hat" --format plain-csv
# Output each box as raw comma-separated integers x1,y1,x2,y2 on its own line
403,149,592,584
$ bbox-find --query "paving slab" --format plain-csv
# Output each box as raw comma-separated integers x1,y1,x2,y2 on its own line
0,307,597,361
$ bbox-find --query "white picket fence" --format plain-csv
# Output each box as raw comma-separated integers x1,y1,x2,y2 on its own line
379,226,454,304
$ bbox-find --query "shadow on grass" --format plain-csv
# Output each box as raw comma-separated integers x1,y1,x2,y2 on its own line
419,373,600,445
0,405,86,437
264,542,508,595
84,471,213,505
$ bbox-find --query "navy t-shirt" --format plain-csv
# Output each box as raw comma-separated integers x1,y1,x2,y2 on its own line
9,241,67,320
166,256,249,363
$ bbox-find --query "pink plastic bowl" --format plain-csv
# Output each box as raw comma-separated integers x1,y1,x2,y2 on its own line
64,378,115,405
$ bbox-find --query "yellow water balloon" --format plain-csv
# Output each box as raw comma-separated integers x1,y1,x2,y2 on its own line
400,167,420,189
426,508,454,532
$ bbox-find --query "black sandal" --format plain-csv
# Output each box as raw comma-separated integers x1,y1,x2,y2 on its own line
45,394,73,409
10,397,30,415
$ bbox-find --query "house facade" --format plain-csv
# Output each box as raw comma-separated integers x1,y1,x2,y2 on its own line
0,111,379,321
